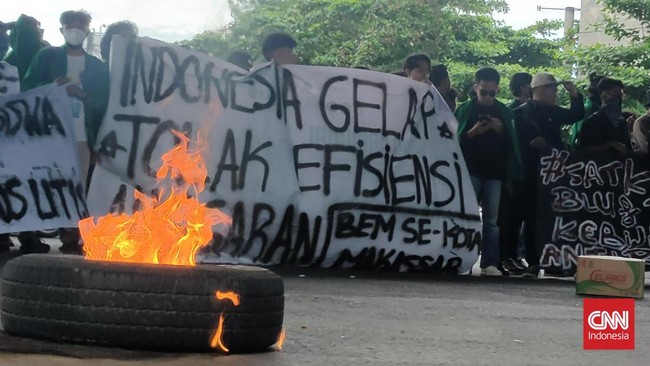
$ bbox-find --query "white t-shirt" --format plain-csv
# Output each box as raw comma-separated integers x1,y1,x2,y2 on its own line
67,55,87,142
66,55,85,83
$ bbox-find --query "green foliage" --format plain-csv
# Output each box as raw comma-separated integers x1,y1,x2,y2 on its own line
561,0,650,113
178,0,649,109
600,0,650,42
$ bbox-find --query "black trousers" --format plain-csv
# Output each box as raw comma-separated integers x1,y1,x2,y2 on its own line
498,181,524,262
521,173,540,266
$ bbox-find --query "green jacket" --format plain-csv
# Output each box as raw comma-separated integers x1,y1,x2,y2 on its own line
3,15,45,82
455,98,523,181
507,98,524,110
22,45,109,149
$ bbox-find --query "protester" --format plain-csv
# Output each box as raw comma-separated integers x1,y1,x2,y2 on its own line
401,53,431,84
507,72,532,110
569,72,604,149
0,48,48,253
80,20,139,189
497,72,534,275
577,78,632,156
430,64,457,111
262,33,297,65
23,10,110,254
3,14,46,83
632,93,650,157
227,51,253,71
0,16,49,253
100,20,138,62
455,68,522,277
513,73,584,277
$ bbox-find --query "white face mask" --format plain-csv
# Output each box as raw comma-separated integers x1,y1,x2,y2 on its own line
63,28,87,47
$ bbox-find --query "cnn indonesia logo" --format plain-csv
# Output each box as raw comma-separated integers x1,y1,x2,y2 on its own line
583,299,635,350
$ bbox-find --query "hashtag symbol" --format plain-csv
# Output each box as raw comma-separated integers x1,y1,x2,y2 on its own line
539,149,569,185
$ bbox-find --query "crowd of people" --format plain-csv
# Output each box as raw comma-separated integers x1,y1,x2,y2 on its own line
391,53,649,277
0,11,137,255
1,11,649,277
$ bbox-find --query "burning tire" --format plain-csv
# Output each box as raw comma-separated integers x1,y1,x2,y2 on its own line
0,254,284,353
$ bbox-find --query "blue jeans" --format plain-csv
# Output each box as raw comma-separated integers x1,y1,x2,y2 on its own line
471,175,501,269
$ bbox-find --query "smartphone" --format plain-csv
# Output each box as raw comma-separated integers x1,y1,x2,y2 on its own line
478,113,491,123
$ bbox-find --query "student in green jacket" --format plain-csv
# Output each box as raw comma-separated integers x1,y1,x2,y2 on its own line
498,72,533,275
23,10,109,255
0,15,50,254
455,68,523,277
507,72,532,110
3,14,46,82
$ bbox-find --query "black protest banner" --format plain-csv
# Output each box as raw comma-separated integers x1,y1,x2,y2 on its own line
536,148,650,271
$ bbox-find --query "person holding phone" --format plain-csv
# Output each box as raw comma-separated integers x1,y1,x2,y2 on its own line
455,68,523,277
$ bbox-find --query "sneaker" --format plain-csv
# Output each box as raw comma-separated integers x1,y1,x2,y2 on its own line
513,258,528,270
543,267,575,278
522,265,540,278
496,264,511,277
481,266,503,277
60,244,84,255
502,258,524,275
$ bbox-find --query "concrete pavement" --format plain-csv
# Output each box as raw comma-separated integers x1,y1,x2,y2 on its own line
0,240,647,365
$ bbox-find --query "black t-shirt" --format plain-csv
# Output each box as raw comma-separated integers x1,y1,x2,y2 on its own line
578,109,632,153
461,102,510,181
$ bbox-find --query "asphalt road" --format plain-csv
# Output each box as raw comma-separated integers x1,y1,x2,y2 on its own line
0,241,647,366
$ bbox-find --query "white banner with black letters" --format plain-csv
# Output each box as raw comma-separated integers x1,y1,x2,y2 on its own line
0,62,19,97
0,84,87,233
89,36,481,273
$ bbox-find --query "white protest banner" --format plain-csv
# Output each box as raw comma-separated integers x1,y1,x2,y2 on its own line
90,36,481,273
0,84,87,233
0,62,20,97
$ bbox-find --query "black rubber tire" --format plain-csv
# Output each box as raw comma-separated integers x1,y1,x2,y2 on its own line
0,254,284,353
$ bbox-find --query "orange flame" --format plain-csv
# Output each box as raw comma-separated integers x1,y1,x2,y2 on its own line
276,328,286,351
211,314,229,352
79,130,231,266
211,290,241,352
216,291,241,306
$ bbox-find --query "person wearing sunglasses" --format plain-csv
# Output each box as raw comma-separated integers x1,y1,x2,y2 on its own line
455,67,523,277
512,72,585,278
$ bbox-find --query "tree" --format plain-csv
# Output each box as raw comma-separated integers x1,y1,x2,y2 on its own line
564,0,650,112
178,0,647,108
179,1,562,98
181,0,511,70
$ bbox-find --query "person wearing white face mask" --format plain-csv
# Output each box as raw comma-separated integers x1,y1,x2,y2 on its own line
23,10,109,255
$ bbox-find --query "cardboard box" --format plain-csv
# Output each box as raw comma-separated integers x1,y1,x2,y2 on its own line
576,256,645,299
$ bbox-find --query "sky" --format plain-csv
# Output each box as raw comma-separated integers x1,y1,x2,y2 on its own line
4,0,583,46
